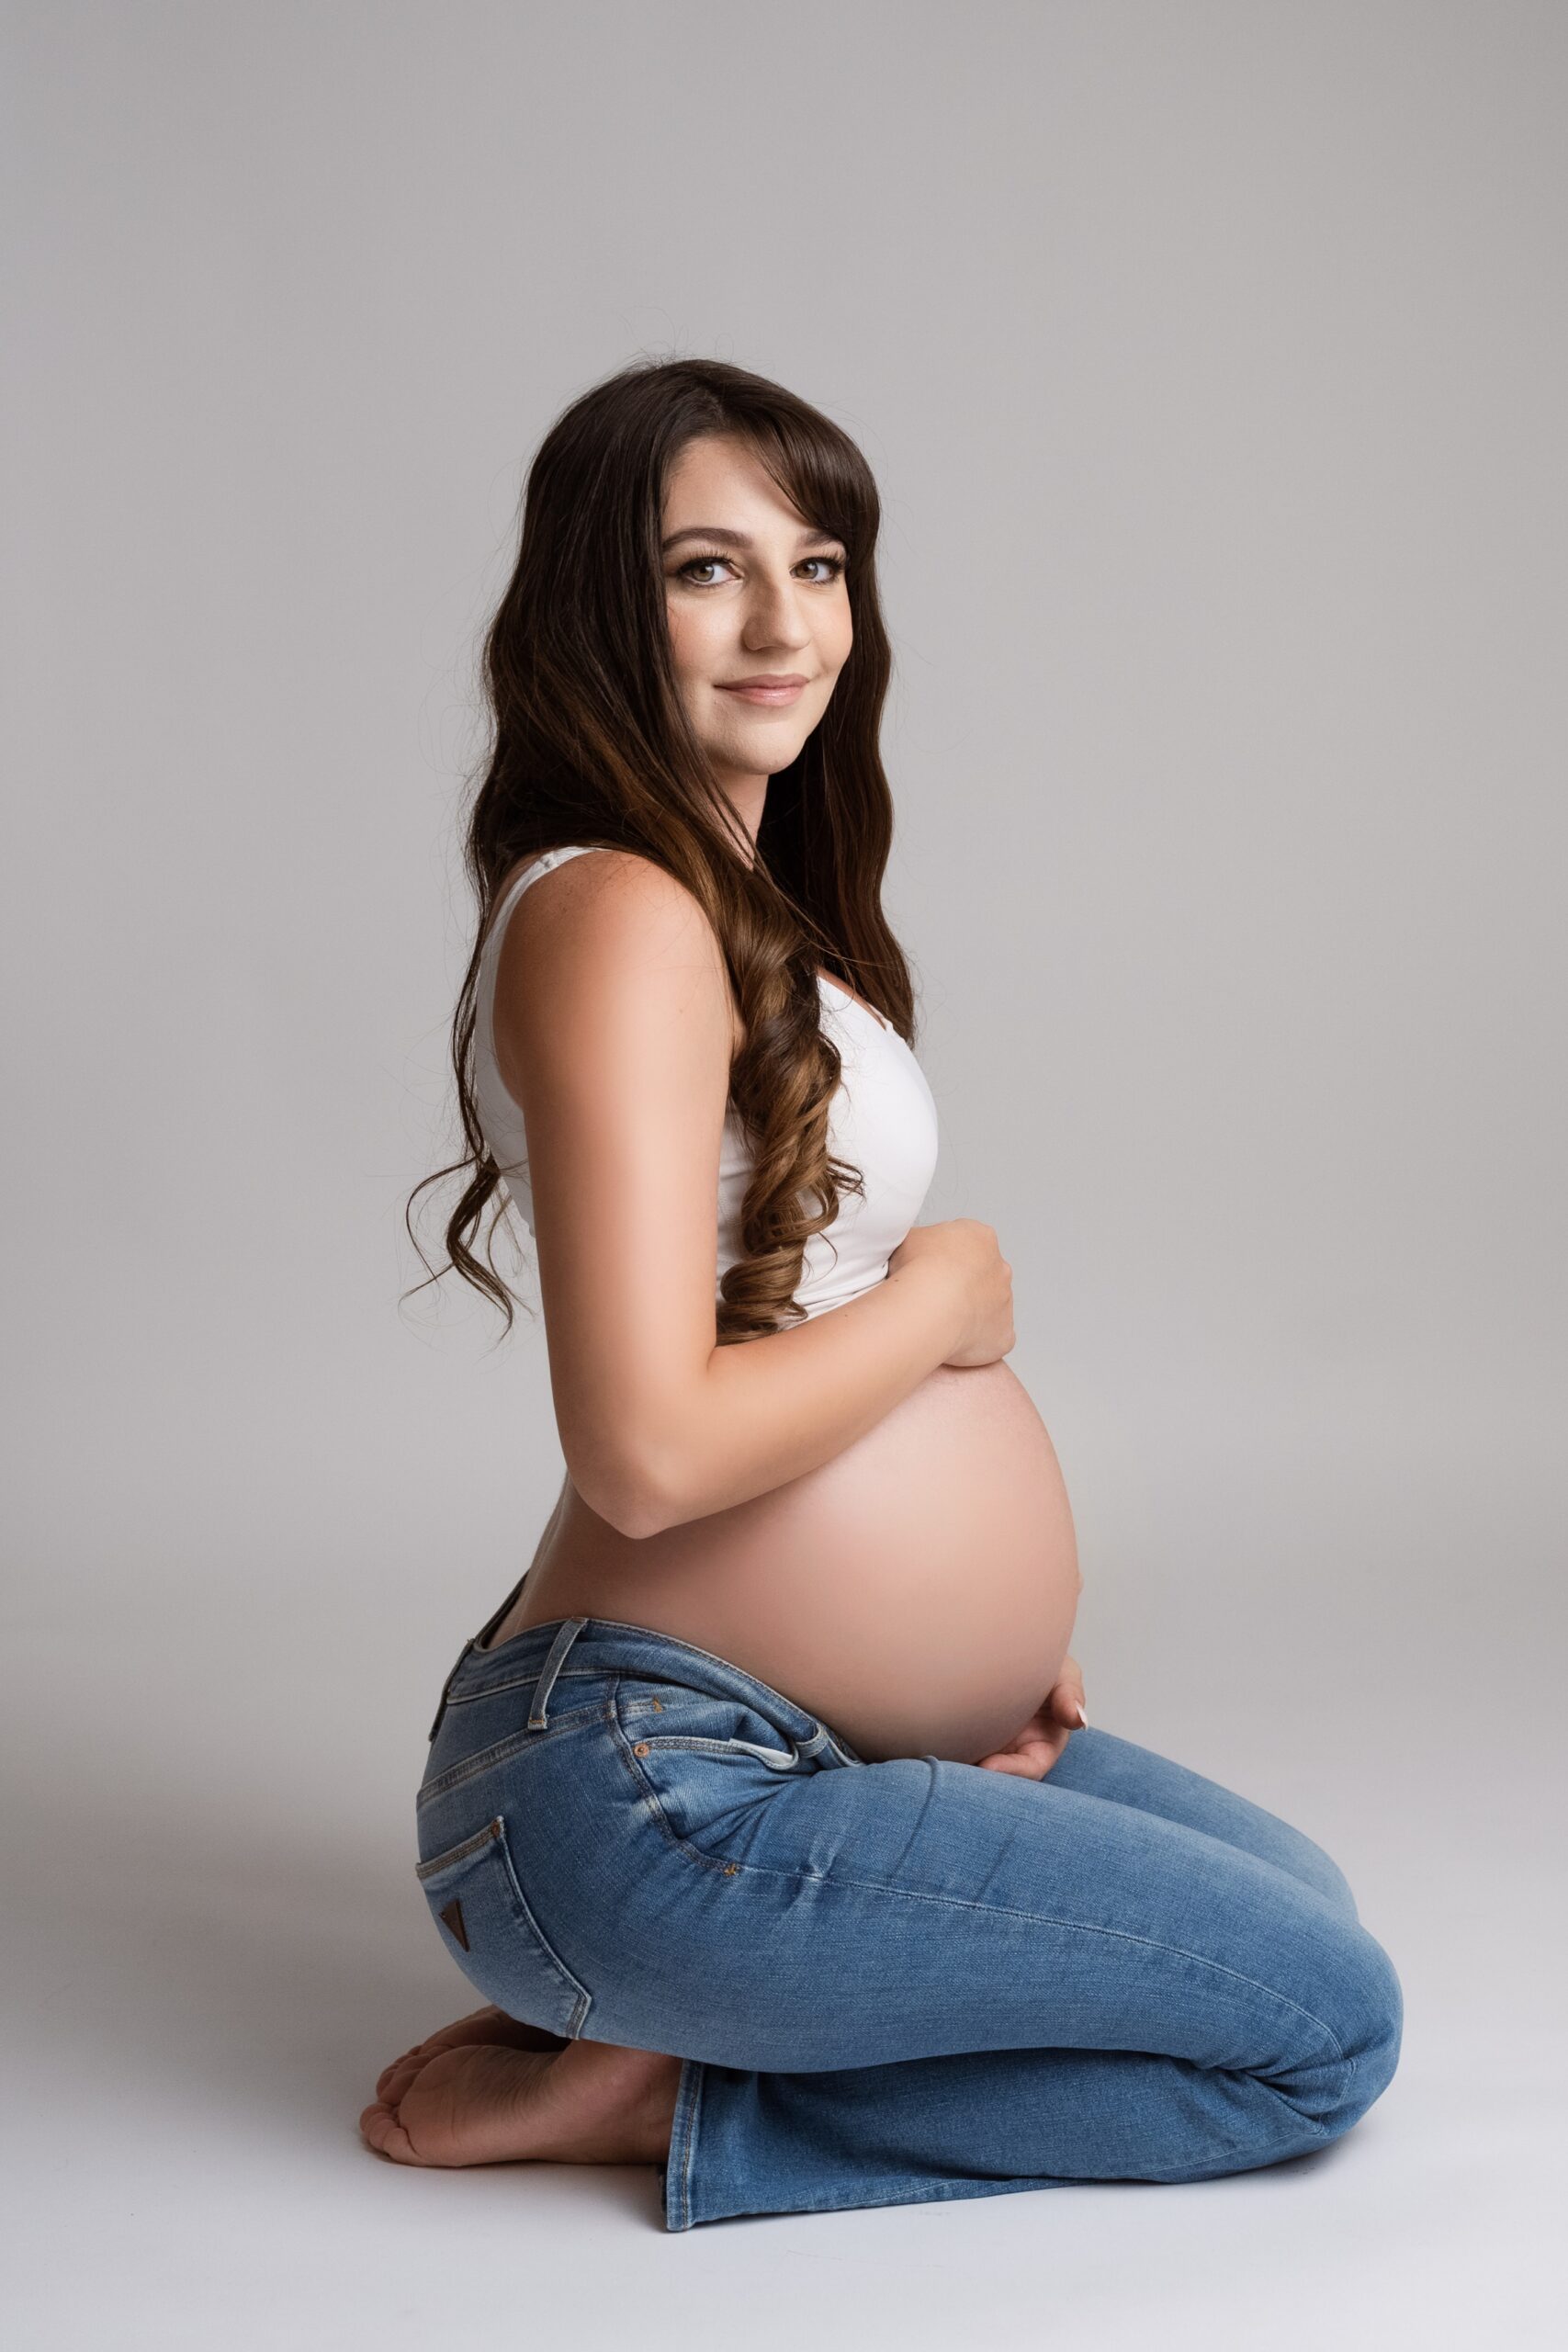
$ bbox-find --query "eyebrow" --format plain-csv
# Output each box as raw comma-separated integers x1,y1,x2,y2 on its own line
660,524,844,553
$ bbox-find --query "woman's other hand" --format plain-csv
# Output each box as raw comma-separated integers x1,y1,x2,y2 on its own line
973,1655,1088,1779
888,1219,1014,1368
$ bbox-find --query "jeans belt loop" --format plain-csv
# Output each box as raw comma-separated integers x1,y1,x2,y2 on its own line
528,1617,589,1731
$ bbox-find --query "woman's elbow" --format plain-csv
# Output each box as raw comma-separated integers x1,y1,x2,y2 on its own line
599,1479,676,1543
566,1433,685,1543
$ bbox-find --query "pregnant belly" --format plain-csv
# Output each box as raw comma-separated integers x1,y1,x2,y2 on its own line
503,1361,1082,1765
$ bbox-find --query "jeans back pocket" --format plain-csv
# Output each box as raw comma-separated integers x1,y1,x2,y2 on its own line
415,1814,592,2040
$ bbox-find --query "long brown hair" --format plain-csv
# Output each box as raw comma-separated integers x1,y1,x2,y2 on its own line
404,355,915,1345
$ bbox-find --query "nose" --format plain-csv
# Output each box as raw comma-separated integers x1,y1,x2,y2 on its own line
740,571,815,654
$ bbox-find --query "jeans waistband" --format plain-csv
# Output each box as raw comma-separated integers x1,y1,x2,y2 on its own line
426,1573,865,1764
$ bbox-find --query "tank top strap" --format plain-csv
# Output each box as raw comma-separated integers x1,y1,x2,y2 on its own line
480,844,610,963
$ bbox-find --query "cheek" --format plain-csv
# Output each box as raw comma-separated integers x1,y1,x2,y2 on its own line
665,596,727,681
664,599,694,676
822,602,854,673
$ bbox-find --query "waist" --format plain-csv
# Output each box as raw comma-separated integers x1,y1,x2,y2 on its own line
430,1606,869,1763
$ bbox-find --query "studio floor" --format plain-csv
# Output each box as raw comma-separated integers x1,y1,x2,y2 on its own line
6,1563,1562,2352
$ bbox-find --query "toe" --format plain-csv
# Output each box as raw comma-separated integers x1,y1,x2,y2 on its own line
377,2045,427,2101
368,2010,572,2130
360,2099,423,2165
378,2056,426,2108
375,2016,565,2106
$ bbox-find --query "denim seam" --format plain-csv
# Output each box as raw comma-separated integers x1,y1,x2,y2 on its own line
567,1616,831,1737
688,2172,1081,2225
789,1869,1355,2072
414,1815,506,1882
418,1699,616,1805
662,2056,705,2232
488,1811,594,2039
626,1735,803,1768
444,1668,616,1708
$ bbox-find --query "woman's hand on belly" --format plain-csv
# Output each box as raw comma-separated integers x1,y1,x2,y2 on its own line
973,1653,1089,1781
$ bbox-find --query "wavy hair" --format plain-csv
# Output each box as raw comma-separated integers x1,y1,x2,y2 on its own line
404,355,914,1345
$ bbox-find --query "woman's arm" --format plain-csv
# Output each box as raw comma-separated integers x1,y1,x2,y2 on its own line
494,850,971,1539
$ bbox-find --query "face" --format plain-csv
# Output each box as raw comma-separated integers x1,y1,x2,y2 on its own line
661,433,853,838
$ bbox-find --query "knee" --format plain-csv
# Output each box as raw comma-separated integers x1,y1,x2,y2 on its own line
1270,1816,1361,1921
1322,1927,1404,2135
1302,1839,1360,1922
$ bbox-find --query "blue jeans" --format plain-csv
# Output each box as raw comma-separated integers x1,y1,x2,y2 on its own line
415,1593,1403,2230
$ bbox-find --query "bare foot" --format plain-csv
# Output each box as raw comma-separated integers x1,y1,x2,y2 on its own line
359,2033,682,2170
375,2003,565,2109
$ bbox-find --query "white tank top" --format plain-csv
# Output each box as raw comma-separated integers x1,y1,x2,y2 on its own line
472,845,941,1320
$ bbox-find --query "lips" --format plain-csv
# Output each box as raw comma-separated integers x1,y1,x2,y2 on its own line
716,675,810,705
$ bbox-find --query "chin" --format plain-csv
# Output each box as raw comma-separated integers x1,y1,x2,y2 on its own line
707,723,814,765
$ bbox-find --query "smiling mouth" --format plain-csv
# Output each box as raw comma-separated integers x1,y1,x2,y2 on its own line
716,676,811,702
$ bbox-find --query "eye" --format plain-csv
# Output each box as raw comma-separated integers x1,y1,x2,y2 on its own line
672,550,848,588
674,552,735,586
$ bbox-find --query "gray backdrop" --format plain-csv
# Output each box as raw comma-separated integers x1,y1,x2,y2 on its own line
6,3,1563,2345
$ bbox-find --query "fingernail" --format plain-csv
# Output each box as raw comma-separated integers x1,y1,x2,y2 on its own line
1076,1702,1089,1728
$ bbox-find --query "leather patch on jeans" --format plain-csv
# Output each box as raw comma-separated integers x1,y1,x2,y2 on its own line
439,1896,469,1951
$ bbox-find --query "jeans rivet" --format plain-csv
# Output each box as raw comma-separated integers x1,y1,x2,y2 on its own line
634,1742,650,1757
724,1864,739,1876
651,1700,662,1711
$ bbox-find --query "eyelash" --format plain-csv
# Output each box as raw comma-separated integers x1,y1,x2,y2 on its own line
674,550,847,587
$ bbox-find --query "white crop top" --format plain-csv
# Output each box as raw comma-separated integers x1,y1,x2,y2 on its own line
472,845,941,1320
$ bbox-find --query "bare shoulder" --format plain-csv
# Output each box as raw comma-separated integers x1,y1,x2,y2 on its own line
491,848,739,1080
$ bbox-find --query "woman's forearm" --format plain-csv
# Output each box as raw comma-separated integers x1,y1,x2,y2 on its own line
622,1256,965,1537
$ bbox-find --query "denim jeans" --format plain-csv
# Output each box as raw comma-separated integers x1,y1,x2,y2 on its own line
415,1591,1403,2230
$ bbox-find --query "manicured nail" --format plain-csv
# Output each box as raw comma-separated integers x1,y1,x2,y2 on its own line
1076,1702,1089,1728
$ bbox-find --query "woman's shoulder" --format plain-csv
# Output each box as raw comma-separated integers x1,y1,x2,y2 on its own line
492,841,705,937
489,844,740,1059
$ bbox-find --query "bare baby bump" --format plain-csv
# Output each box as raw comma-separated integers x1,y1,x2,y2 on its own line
525,1360,1083,1765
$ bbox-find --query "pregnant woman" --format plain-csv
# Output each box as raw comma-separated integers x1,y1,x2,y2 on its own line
360,357,1402,2229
